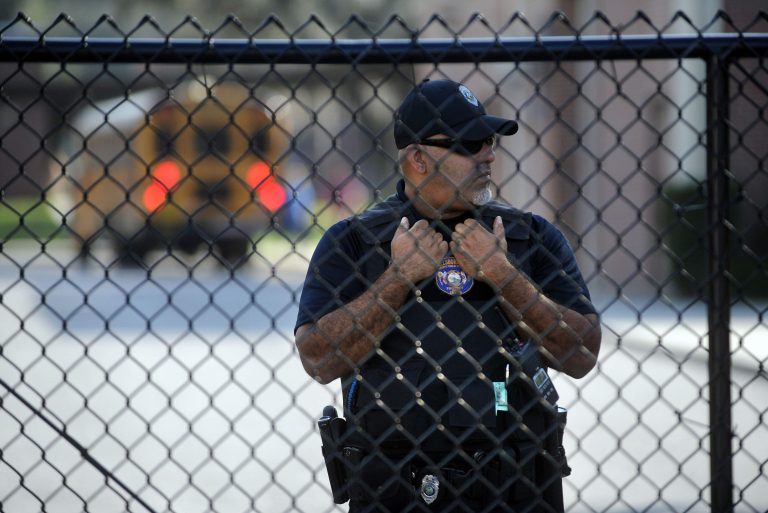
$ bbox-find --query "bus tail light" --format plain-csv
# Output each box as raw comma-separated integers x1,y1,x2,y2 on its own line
246,161,287,212
143,161,182,212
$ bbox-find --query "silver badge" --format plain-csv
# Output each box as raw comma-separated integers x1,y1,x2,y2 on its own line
420,474,439,505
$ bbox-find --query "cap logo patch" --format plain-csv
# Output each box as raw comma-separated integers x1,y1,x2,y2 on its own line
458,85,479,107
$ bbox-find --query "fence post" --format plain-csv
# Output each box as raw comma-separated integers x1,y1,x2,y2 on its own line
705,53,733,513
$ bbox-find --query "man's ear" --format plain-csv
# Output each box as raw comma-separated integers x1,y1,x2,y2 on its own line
409,146,428,175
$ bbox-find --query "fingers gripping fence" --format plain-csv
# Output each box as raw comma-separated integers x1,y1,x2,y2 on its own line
0,11,767,513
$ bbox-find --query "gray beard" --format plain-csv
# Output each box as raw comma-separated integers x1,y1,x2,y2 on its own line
471,184,493,206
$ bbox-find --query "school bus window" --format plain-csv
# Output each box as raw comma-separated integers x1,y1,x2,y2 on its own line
154,125,176,157
149,103,179,154
194,127,230,158
252,128,268,156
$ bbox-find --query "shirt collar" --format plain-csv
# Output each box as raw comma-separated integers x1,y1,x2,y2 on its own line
395,178,409,204
395,179,426,222
395,178,478,233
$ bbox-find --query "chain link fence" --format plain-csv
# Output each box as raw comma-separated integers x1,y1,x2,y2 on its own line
0,10,766,513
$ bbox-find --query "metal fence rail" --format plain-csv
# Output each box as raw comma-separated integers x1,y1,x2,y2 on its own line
0,11,766,513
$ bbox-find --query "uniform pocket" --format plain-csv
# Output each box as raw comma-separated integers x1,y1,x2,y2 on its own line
353,365,431,442
445,378,497,429
348,452,414,511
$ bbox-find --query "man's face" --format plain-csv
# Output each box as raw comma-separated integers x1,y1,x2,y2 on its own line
416,136,497,215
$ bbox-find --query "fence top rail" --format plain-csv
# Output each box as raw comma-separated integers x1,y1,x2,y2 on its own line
1,32,767,64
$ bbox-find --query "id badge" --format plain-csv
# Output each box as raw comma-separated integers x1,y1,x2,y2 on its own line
493,382,509,415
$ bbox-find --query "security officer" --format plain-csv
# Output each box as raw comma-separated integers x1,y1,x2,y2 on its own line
295,79,602,512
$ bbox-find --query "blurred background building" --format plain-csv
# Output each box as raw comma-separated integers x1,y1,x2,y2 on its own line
0,0,766,300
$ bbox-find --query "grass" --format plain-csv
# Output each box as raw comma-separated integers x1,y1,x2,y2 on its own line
0,197,62,241
0,196,325,255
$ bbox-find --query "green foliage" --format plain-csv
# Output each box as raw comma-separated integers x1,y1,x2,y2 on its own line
660,179,768,298
0,197,61,241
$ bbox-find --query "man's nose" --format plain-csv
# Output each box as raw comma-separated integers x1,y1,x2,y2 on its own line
479,143,496,163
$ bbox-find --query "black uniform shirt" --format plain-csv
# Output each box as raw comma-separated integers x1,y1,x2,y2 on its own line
296,180,596,332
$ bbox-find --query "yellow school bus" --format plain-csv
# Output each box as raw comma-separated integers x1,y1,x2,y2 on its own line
50,80,289,265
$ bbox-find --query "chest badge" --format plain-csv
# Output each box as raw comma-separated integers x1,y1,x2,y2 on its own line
435,256,473,296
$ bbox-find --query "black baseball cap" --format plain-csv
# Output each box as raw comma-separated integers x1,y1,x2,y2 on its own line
393,79,518,149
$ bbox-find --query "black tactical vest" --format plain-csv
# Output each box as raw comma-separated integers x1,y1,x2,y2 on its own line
342,193,553,453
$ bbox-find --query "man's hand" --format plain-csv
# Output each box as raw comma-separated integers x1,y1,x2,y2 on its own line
390,217,448,283
451,216,512,284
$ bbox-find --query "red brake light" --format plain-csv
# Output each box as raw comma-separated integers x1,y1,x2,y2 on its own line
143,161,182,212
258,180,287,212
153,161,182,189
245,161,270,189
246,162,287,212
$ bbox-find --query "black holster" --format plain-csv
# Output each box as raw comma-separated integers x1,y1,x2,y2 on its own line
555,406,571,477
537,406,571,513
317,405,350,504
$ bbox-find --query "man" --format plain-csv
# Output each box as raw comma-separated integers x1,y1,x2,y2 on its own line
295,79,601,512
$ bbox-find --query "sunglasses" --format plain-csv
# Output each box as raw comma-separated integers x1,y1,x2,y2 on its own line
418,135,497,155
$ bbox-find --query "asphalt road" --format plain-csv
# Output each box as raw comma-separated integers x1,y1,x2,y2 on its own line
0,241,765,513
